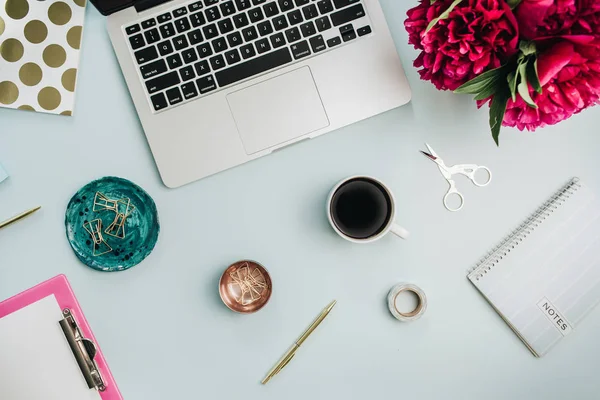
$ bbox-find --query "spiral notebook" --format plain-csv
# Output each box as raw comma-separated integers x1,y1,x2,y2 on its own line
468,178,600,357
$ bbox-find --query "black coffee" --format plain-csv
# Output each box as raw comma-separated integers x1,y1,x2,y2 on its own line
330,178,392,239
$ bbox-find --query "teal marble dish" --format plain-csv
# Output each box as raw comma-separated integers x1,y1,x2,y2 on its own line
65,177,159,272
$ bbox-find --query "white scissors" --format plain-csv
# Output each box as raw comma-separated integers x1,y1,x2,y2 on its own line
421,143,492,212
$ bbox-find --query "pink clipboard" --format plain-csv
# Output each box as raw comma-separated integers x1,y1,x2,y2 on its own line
0,274,122,400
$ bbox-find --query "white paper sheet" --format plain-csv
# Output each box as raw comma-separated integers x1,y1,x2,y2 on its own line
0,295,102,400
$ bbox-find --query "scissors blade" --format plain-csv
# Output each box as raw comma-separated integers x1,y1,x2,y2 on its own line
425,143,440,159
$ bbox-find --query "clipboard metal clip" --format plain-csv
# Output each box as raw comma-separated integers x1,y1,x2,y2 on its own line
59,308,107,392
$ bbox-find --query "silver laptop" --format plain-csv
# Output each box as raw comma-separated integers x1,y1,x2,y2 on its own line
92,0,411,188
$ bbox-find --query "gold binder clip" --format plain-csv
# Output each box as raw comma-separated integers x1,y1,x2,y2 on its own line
229,263,268,306
83,219,112,256
104,198,135,239
92,192,119,213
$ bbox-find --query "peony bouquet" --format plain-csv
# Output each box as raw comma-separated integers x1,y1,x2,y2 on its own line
404,0,600,144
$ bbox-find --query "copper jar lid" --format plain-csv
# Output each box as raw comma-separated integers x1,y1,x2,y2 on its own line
219,260,273,313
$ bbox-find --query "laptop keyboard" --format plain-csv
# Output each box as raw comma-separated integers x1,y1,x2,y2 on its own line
124,0,372,112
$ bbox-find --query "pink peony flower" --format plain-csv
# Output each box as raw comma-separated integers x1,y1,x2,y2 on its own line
498,38,600,131
405,0,519,91
516,0,600,39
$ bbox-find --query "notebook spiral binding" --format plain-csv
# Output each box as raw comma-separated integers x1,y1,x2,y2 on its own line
468,178,582,281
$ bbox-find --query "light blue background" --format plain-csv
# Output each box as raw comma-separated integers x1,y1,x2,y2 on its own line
2,2,600,399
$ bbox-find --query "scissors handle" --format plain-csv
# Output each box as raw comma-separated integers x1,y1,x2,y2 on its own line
453,164,492,187
443,180,464,212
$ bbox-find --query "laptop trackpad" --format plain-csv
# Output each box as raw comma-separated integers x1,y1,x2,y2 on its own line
227,67,329,155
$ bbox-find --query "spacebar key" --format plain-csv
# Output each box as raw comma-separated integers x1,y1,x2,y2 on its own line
216,48,293,87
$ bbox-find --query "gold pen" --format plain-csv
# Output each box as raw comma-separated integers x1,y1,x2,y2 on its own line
262,299,337,385
0,206,41,230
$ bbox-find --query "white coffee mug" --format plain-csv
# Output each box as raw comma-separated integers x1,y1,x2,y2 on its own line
327,176,409,243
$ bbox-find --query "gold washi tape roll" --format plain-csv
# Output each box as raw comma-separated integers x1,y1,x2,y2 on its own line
387,283,427,322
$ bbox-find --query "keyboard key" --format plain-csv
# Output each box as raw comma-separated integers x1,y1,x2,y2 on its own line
263,1,279,17
194,60,210,75
173,7,187,18
294,0,309,6
175,17,191,33
270,32,286,48
180,65,196,81
134,46,158,64
317,0,333,14
166,53,183,69
309,34,326,52
188,29,204,44
141,28,158,45
273,15,288,30
166,87,183,105
300,21,315,37
252,0,267,4
285,26,301,42
151,92,168,111
203,23,219,39
255,38,271,53
302,4,318,19
212,37,228,52
146,71,180,94
240,43,256,59
140,59,167,79
189,1,203,12
236,0,251,10
158,40,174,55
248,7,264,22
173,35,189,50
220,1,236,16
157,13,172,23
291,39,310,59
357,25,371,36
190,12,206,27
333,0,359,8
225,48,241,64
160,23,176,38
233,13,250,28
196,75,217,94
242,26,258,41
205,6,221,22
257,20,273,36
216,47,292,86
181,82,199,99
197,42,213,58
278,0,293,12
141,19,156,29
315,16,331,31
218,18,234,34
204,0,218,5
210,54,226,70
182,47,199,63
287,9,303,25
340,23,355,41
126,24,141,35
129,34,145,49
227,31,243,47
331,4,365,26
326,36,341,47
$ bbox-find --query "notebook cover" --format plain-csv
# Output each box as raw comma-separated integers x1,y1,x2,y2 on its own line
0,275,123,399
0,0,86,115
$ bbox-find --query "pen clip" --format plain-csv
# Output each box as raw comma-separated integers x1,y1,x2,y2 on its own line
276,352,295,375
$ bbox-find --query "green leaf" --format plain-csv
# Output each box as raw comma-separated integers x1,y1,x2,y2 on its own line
517,62,537,108
506,0,523,9
473,79,503,100
526,58,542,94
507,71,518,102
430,0,437,4
425,0,463,34
519,40,537,56
454,65,506,95
489,88,510,146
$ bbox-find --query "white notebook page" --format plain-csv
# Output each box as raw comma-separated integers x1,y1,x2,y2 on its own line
469,182,600,357
0,295,102,400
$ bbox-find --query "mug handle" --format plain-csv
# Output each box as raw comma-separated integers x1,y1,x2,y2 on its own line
390,224,410,240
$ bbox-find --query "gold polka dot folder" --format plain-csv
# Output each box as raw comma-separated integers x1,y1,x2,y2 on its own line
0,0,85,115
